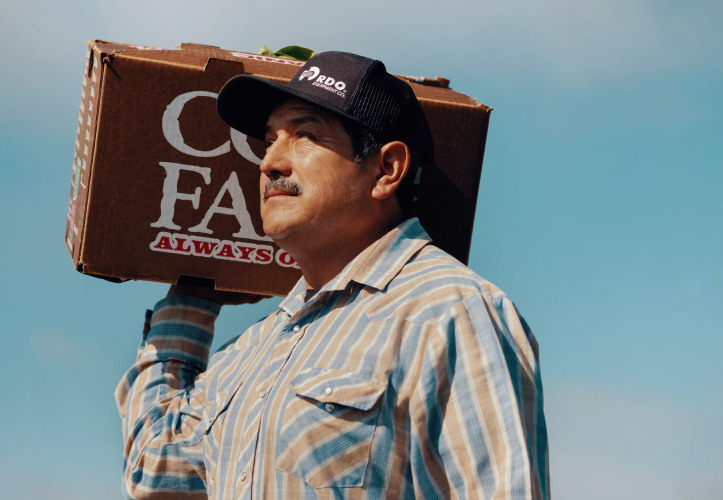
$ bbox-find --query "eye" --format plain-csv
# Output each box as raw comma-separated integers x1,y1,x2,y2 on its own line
297,131,315,140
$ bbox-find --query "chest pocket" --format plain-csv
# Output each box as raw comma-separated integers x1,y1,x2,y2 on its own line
275,367,386,489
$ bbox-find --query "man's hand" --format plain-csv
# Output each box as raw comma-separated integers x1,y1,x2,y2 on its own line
167,285,270,306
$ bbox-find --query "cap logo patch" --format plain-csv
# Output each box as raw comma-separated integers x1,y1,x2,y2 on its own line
299,66,348,98
299,66,320,81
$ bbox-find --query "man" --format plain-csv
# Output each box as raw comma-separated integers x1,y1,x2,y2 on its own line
116,51,549,499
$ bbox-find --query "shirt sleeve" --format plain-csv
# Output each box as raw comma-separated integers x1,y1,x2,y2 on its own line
409,292,550,500
115,295,221,499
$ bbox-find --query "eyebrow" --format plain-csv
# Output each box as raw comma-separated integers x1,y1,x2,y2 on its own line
290,115,325,127
266,115,326,134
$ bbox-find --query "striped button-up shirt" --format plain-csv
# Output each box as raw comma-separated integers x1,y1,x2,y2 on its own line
116,218,549,500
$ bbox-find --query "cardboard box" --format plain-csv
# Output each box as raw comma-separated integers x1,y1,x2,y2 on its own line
65,40,491,296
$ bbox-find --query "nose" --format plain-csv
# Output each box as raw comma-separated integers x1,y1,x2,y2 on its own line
260,134,293,179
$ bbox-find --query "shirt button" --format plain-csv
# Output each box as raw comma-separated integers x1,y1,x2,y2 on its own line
325,403,335,412
292,325,301,333
259,389,266,398
241,471,247,481
324,387,333,396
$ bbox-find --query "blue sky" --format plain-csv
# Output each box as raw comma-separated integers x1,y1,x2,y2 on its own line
1,0,721,498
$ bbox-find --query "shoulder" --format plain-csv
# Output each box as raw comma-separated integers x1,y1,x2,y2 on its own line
361,244,510,323
207,312,280,367
397,246,540,372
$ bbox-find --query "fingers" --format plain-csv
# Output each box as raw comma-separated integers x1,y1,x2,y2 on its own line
166,285,272,306
219,292,272,306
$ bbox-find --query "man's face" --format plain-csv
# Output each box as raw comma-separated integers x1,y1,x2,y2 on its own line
260,98,376,248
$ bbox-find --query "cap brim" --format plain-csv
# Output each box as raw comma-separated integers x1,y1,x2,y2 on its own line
217,74,356,142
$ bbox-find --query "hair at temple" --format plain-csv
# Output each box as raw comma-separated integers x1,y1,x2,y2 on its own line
341,118,415,216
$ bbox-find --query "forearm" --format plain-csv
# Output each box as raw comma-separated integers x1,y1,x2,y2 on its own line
115,294,220,499
116,294,219,415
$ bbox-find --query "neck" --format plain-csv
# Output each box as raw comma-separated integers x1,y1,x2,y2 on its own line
284,210,406,290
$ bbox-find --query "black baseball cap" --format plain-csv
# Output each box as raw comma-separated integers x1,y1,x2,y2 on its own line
216,51,435,163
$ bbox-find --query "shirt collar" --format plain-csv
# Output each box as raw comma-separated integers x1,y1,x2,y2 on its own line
279,218,431,315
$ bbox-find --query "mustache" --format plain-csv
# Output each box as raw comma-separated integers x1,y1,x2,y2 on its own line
263,176,303,202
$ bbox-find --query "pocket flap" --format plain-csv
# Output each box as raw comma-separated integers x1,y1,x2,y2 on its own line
203,382,242,433
288,367,385,411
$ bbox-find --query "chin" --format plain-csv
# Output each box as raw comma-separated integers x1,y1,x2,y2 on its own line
261,210,303,242
262,224,289,242
261,195,314,241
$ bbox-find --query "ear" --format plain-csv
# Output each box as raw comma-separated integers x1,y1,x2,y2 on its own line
371,141,410,201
